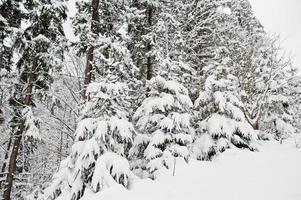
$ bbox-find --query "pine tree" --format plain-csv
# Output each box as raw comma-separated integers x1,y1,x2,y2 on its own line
3,1,67,199
0,3,22,178
260,65,298,141
181,0,225,90
154,0,195,90
73,0,138,99
130,76,193,177
0,0,22,72
43,81,136,200
43,1,141,199
193,58,258,160
190,0,259,160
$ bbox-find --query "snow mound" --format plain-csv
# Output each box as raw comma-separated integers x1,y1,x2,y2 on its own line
81,139,301,200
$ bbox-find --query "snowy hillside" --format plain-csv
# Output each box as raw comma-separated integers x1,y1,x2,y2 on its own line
81,139,301,200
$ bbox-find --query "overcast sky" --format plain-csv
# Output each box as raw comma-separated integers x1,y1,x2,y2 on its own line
249,0,301,71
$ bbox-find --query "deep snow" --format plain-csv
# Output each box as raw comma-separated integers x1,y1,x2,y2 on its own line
81,138,301,200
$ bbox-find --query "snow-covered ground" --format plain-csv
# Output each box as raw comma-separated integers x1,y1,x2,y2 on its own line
82,139,301,200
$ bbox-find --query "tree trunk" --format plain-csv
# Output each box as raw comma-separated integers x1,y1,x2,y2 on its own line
252,120,259,130
3,124,25,200
146,4,153,80
81,0,100,100
3,59,37,200
81,46,94,100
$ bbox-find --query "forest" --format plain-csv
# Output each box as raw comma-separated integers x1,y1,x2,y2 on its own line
0,0,300,199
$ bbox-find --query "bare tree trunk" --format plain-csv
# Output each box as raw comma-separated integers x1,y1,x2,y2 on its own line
81,0,100,100
82,46,94,100
3,59,37,200
3,125,25,200
146,4,153,80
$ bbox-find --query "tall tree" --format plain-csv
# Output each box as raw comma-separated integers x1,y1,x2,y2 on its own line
43,1,139,199
0,0,22,187
3,1,67,199
74,0,100,100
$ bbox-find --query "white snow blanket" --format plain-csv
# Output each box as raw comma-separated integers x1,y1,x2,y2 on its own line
81,139,301,200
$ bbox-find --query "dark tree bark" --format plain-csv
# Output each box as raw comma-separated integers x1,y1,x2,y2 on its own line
82,46,94,100
146,4,153,80
81,0,100,100
3,59,37,200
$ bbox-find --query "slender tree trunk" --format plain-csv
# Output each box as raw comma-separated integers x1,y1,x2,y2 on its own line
3,59,37,200
3,125,25,200
82,46,94,100
81,0,100,100
146,4,153,80
252,120,259,130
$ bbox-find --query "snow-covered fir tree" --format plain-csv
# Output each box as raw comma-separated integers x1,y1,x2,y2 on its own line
130,76,193,177
287,75,301,134
2,0,67,199
260,64,298,141
42,1,142,199
154,0,196,91
43,81,137,200
181,0,227,93
193,58,258,160
191,0,259,160
0,0,22,72
0,0,23,194
73,0,138,99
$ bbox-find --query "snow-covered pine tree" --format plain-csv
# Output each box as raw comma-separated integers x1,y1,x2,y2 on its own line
3,0,67,199
130,76,193,177
227,0,270,131
43,1,140,199
191,0,258,160
193,58,258,160
260,64,298,142
287,75,301,147
73,0,138,97
154,0,196,92
287,75,301,135
0,0,22,155
0,0,22,192
0,0,22,72
127,0,177,81
42,81,137,200
181,0,225,93
126,0,146,79
235,28,296,138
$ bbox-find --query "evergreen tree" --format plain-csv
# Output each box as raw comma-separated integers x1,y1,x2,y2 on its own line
43,81,136,200
260,65,298,141
43,1,141,199
190,0,259,160
3,1,67,199
130,76,193,177
0,0,22,72
73,0,138,99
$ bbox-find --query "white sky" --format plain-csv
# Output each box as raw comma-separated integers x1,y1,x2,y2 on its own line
249,0,301,71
